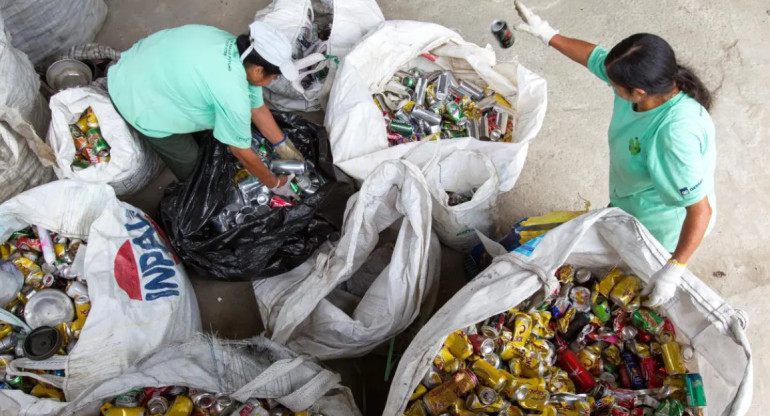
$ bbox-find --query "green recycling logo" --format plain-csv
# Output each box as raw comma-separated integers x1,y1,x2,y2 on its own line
629,137,641,155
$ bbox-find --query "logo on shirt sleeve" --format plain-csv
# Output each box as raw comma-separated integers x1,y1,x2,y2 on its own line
629,137,641,156
679,179,703,196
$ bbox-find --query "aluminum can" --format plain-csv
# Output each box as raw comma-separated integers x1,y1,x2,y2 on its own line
480,313,505,338
491,20,515,48
469,334,495,356
514,384,550,411
269,195,296,209
555,340,595,392
403,400,428,416
146,395,169,415
100,403,147,416
190,389,215,409
410,383,428,401
270,160,308,175
165,395,194,416
470,359,507,391
389,119,414,136
621,349,646,389
94,137,111,157
412,105,442,125
444,331,472,360
459,80,484,101
466,390,505,412
484,352,504,369
658,319,677,344
422,364,443,389
422,369,478,415
114,389,145,408
655,398,685,416
683,373,706,408
575,269,592,284
433,346,460,373
610,275,641,307
632,308,665,335
24,289,75,328
661,342,687,375
413,77,428,106
511,312,533,347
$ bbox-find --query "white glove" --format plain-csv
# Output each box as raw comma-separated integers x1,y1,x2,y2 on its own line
642,260,686,307
273,134,304,161
271,174,299,201
514,0,559,45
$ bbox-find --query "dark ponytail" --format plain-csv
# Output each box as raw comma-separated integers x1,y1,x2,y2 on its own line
605,33,711,111
675,64,711,110
235,34,281,76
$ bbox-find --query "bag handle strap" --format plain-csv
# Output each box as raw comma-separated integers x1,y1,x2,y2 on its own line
278,368,340,411
0,309,31,333
7,356,67,388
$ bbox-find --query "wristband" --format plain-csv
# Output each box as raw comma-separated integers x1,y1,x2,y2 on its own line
668,258,687,267
272,132,288,148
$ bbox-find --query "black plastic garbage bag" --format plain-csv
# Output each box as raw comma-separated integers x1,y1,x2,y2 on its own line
158,111,355,280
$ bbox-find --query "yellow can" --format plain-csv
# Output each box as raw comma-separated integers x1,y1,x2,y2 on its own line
53,243,67,259
470,358,507,391
74,296,91,325
100,403,146,416
0,322,12,339
165,395,194,416
515,383,550,411
609,275,641,307
661,342,687,375
409,384,427,401
30,383,65,401
433,346,460,373
511,313,533,347
12,256,39,277
444,330,473,360
0,243,14,259
596,269,624,297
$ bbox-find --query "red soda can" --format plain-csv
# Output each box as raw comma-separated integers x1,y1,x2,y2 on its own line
82,147,99,165
637,330,654,343
16,236,41,252
658,319,677,344
619,364,631,389
608,386,636,409
554,336,595,392
469,334,496,356
269,195,295,209
610,406,631,416
639,357,658,382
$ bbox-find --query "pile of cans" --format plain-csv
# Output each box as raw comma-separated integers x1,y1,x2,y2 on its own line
69,106,111,169
211,139,325,233
0,226,89,400
403,265,706,416
374,67,516,146
101,385,324,416
447,190,475,207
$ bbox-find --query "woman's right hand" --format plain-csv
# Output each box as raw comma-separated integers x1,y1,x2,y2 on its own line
513,0,559,46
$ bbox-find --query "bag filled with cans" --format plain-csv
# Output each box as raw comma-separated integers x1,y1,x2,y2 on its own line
253,159,441,360
159,111,355,281
0,180,200,415
418,148,500,252
384,208,752,416
253,0,384,112
326,20,547,191
56,334,361,416
46,86,164,197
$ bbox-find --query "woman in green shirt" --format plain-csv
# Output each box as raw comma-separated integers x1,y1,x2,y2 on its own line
513,1,716,307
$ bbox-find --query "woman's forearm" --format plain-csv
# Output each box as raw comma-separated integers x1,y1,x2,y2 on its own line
548,34,597,67
671,196,712,264
251,105,283,145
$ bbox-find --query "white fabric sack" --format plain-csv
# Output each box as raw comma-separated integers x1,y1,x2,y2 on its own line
0,180,201,414
47,87,164,197
254,0,384,112
48,335,360,416
384,208,752,416
420,148,499,252
0,0,107,65
0,105,56,204
0,14,51,137
325,20,548,192
253,159,441,360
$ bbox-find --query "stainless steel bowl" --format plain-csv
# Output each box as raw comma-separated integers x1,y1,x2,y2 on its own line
46,59,93,92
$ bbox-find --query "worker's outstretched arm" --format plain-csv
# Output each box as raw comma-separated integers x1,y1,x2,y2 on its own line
513,1,596,67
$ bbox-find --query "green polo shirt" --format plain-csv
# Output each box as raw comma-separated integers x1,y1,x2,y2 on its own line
587,46,717,251
108,25,264,149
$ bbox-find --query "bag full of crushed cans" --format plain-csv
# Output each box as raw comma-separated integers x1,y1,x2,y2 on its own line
325,20,547,192
55,335,360,416
384,208,752,416
253,0,384,112
47,86,164,197
0,180,200,415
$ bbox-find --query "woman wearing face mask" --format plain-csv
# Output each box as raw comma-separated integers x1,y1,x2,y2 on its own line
513,1,716,307
108,21,304,199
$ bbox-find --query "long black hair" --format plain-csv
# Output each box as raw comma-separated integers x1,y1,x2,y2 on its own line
605,33,711,111
236,34,281,76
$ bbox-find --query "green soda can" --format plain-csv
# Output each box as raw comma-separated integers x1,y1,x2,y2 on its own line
289,181,300,195
93,137,111,157
592,297,612,322
656,398,685,416
389,119,414,136
632,308,665,334
444,101,465,124
683,373,707,408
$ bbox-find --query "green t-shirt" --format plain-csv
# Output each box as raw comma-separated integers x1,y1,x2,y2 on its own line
587,46,717,251
108,25,264,148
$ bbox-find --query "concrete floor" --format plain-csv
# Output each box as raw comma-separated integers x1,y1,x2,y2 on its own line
96,0,769,414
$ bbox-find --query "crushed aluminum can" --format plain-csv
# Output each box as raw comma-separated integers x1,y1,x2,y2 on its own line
23,289,74,328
